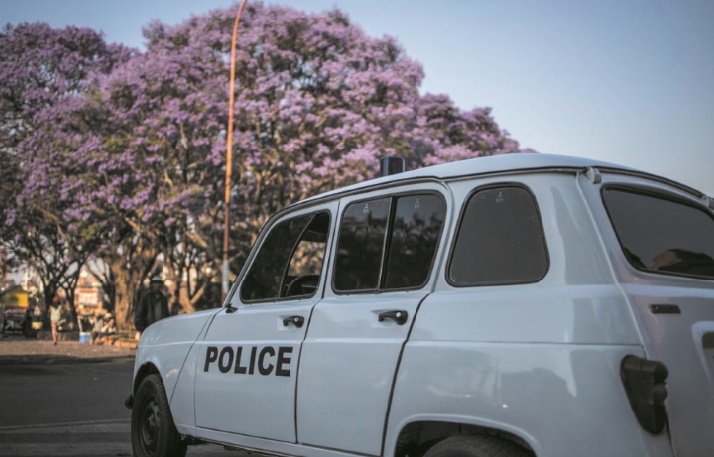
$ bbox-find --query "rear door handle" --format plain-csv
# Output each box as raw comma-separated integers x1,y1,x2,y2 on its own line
283,315,305,328
378,310,408,326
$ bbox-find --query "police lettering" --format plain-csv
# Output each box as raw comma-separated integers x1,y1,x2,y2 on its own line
204,345,292,377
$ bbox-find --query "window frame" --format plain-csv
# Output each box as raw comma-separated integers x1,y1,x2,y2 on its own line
331,190,447,295
445,182,550,288
600,184,714,281
239,209,333,305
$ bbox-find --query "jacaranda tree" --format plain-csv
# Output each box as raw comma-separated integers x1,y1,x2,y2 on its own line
2,2,518,328
0,22,131,320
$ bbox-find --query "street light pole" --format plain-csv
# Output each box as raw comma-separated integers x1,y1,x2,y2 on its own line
223,0,248,302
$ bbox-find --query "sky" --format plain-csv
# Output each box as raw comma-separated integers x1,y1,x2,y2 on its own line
2,0,713,196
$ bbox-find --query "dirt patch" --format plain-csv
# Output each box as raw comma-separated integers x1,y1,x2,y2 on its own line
0,336,136,365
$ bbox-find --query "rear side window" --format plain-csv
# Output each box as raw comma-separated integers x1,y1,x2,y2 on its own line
334,193,446,292
603,188,714,279
448,186,548,286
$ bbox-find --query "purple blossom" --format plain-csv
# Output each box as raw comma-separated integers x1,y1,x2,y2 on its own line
1,4,519,324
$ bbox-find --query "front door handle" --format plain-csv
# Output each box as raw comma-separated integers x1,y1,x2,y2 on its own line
378,310,408,326
283,315,305,328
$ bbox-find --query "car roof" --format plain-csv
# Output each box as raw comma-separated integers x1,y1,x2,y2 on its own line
299,152,636,205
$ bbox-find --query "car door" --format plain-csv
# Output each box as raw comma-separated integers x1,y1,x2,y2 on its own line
296,182,451,456
194,202,337,442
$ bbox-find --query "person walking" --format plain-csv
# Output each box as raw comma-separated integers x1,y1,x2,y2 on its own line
134,276,169,333
49,296,62,345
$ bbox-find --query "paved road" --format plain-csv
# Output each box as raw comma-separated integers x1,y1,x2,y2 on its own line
0,359,239,456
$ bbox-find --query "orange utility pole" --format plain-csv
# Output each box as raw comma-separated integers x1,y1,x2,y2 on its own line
223,0,248,301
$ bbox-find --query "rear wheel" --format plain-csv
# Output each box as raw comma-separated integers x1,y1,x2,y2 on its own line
424,436,531,457
131,374,187,457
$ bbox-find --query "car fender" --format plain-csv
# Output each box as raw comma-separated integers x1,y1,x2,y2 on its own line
133,308,221,400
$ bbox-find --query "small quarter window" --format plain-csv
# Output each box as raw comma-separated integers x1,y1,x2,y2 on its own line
448,186,548,286
603,188,714,279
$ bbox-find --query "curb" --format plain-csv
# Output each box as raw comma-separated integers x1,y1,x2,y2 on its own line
0,354,135,366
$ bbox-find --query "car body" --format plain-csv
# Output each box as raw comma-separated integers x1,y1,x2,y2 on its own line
127,153,714,457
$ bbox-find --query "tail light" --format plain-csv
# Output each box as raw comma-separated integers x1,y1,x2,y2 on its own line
620,355,669,434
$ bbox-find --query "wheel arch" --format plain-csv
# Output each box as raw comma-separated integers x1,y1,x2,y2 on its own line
391,417,537,457
133,361,161,395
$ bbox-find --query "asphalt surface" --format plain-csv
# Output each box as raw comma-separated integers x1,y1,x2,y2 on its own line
0,337,242,456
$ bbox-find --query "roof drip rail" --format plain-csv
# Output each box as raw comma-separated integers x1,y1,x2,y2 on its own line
585,167,602,184
702,195,714,211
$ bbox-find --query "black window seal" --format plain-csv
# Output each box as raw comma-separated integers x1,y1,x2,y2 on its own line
445,182,550,288
379,198,399,290
332,190,447,295
600,185,714,281
239,209,332,305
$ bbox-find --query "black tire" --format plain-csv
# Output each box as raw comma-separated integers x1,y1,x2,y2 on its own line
131,374,187,457
424,436,531,457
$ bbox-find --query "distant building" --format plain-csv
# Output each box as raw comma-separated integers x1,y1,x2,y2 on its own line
74,273,105,315
0,284,29,308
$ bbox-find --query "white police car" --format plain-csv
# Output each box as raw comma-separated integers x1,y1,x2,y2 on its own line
126,153,714,457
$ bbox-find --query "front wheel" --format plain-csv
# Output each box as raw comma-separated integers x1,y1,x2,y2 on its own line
131,374,187,457
424,436,532,457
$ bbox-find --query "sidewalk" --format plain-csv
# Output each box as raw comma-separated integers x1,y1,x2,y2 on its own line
0,335,136,365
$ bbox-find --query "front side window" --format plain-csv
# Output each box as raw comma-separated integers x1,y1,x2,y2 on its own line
448,185,548,286
334,193,446,293
603,188,714,279
241,212,330,302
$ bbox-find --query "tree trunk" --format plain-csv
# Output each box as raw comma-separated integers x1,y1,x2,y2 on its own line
110,261,141,328
103,233,159,330
59,267,82,330
166,263,184,315
108,258,154,330
178,279,194,314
